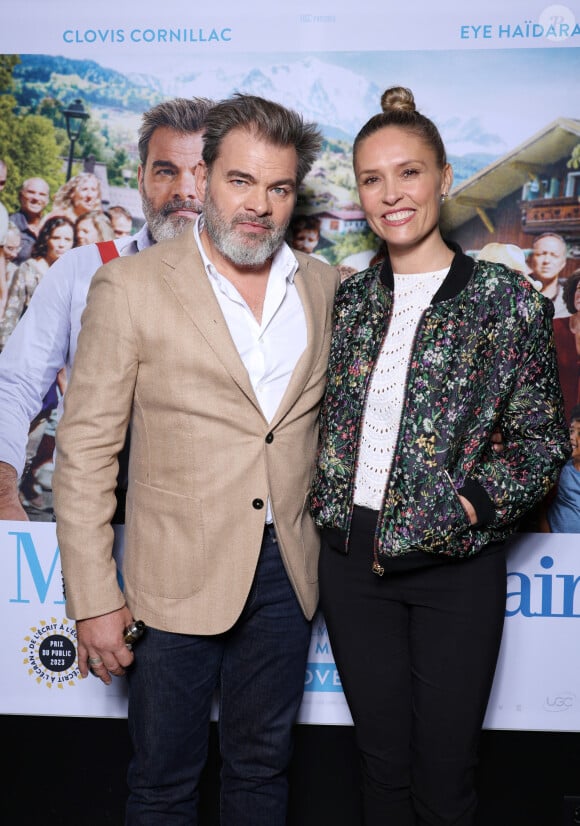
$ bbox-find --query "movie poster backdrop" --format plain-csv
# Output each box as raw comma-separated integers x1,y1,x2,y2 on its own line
1,0,579,727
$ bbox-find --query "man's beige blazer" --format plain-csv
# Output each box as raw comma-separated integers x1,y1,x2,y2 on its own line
54,227,340,634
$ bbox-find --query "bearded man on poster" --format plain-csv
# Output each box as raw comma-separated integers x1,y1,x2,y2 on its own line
0,97,213,520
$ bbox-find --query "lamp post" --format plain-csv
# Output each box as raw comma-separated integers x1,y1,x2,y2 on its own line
62,98,89,181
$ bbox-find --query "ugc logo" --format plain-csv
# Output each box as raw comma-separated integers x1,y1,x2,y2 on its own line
543,693,575,712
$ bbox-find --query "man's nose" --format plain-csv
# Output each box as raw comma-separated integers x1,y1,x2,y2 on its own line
172,169,199,200
243,187,271,215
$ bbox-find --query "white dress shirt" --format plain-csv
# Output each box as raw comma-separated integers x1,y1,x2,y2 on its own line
194,219,307,521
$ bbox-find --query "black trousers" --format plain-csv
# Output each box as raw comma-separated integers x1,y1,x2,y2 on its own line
319,507,507,826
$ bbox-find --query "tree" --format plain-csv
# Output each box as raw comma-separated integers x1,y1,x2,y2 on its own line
75,116,108,165
0,54,19,93
107,146,137,187
567,143,580,171
323,228,378,267
0,102,64,212
0,56,21,211
13,116,64,199
0,56,64,212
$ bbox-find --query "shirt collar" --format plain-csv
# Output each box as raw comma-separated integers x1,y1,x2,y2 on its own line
194,215,298,287
136,223,156,251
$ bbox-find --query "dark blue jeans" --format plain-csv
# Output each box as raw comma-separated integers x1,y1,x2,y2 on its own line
125,526,312,825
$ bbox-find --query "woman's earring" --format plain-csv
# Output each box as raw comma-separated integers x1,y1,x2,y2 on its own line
440,192,448,203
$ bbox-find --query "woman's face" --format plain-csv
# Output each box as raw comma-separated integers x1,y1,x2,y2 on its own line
46,224,74,263
75,218,100,246
72,177,100,215
355,126,452,258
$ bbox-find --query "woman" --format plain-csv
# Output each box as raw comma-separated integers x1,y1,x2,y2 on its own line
0,216,73,349
3,215,74,323
74,209,115,246
310,87,569,825
49,172,102,223
552,269,580,423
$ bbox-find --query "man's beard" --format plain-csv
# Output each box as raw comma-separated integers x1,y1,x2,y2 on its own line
203,188,288,268
141,189,203,242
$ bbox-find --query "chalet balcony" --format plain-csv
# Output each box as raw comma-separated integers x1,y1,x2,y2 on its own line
521,196,580,235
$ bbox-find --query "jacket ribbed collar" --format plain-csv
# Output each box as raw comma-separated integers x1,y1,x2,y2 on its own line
378,240,475,304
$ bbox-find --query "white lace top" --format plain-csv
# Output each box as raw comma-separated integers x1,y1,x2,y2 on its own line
353,268,449,511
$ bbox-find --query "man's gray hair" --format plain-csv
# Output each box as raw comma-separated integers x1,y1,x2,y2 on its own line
138,97,214,165
201,93,323,186
532,232,567,253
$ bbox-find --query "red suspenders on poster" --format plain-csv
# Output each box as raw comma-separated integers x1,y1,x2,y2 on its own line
96,240,120,263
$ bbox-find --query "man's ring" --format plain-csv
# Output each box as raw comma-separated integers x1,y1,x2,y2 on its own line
88,656,103,666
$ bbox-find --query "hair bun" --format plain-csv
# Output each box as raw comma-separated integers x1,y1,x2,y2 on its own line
380,86,416,114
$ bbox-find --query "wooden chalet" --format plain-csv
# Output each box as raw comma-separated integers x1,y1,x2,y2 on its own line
442,118,580,275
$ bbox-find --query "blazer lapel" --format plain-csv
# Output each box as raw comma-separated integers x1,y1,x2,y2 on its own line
270,255,329,428
158,228,263,413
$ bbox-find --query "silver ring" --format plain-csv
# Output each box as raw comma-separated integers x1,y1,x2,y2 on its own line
88,656,103,666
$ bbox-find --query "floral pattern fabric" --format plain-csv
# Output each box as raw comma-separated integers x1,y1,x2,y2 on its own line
310,249,570,560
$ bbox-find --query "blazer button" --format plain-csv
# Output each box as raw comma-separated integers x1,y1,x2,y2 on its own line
252,498,264,510
265,432,274,443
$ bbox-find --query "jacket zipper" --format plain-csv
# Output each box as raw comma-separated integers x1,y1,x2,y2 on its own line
370,304,434,576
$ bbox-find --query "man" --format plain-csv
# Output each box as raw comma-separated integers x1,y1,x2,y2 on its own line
0,97,212,520
528,232,569,317
10,176,50,264
54,94,340,825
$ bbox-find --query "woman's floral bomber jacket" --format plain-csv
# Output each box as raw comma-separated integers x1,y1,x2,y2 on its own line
310,243,571,560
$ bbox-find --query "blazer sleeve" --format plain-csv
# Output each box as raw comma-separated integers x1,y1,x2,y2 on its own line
53,259,137,620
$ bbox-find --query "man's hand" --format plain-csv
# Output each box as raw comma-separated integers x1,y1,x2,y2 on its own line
0,462,28,521
76,606,135,685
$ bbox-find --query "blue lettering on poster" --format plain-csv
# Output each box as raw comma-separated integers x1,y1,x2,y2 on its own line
506,556,580,618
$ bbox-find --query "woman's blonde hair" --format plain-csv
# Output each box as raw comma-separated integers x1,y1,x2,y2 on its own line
74,209,114,243
52,172,102,214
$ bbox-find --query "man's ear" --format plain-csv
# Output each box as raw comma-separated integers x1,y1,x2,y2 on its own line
137,165,144,195
195,161,208,203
